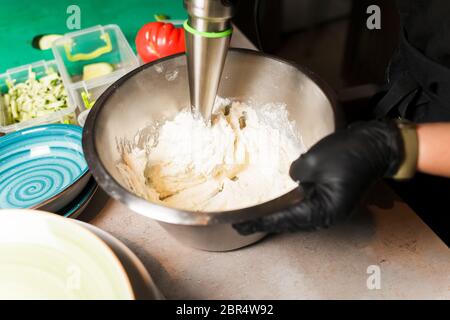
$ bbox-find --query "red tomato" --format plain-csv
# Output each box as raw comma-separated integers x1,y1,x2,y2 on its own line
135,22,185,63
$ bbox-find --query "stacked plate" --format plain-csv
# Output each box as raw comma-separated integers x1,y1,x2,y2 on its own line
0,210,163,300
0,124,97,217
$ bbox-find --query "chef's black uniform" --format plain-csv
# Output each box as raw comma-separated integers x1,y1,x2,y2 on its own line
375,0,450,121
375,0,450,244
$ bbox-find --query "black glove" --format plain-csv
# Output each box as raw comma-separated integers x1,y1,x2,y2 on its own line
233,120,405,235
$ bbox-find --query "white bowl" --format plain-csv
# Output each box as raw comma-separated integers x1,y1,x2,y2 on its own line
0,209,134,299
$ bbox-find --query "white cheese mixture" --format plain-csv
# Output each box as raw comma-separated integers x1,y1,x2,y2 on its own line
117,99,305,212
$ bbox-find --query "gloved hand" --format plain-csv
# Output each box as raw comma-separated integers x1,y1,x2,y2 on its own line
233,120,405,235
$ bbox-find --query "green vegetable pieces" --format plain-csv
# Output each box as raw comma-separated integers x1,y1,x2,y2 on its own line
2,68,68,124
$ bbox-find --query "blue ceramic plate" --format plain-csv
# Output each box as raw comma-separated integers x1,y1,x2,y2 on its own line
0,124,89,210
58,177,98,219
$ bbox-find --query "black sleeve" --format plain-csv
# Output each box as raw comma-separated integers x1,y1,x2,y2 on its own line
374,0,450,122
396,0,450,67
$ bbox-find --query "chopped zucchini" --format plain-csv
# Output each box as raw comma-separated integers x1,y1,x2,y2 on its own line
32,34,63,50
82,62,114,81
81,91,95,109
1,68,68,125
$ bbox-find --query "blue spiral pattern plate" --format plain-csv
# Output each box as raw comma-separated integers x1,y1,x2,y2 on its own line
0,124,88,209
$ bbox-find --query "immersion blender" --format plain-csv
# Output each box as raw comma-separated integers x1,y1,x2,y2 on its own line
183,0,236,123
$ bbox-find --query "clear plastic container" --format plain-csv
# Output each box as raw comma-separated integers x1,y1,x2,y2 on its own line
0,60,76,135
52,25,139,113
77,108,90,127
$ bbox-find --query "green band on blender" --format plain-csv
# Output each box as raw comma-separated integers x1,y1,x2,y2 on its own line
183,20,233,38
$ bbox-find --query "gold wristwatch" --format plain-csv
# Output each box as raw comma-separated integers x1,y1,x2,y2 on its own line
392,119,418,180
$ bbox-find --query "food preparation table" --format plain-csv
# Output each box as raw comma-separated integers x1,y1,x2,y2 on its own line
79,29,450,299
3,0,448,300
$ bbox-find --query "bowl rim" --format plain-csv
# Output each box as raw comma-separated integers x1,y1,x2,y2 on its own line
75,219,164,299
0,123,91,210
83,48,341,226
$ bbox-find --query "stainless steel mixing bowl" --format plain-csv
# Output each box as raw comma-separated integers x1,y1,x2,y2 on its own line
83,49,339,251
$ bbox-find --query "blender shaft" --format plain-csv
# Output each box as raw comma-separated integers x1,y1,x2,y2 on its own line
184,0,235,122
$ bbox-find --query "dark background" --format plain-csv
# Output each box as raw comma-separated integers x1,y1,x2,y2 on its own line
234,0,449,246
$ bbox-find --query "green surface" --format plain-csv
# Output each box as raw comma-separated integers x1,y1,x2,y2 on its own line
0,0,186,73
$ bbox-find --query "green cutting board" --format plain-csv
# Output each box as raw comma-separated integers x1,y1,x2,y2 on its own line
0,0,186,72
